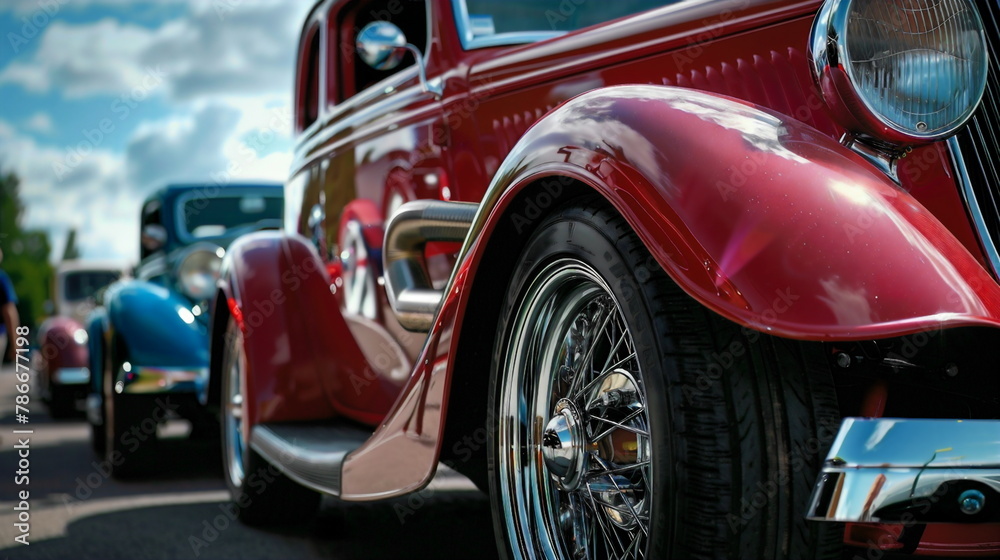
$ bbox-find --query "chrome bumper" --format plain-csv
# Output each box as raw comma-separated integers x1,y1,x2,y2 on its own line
807,418,1000,523
115,365,207,394
53,367,90,385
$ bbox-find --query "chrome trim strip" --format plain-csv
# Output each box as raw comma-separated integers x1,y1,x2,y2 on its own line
808,418,1000,523
116,366,207,394
948,137,1000,277
291,66,427,172
54,367,90,385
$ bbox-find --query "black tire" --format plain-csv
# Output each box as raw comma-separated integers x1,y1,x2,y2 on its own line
46,385,77,419
220,316,321,525
188,409,221,442
105,392,158,478
488,202,841,560
89,342,110,455
103,337,158,479
90,399,107,454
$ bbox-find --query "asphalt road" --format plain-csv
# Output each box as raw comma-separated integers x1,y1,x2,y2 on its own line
0,363,500,560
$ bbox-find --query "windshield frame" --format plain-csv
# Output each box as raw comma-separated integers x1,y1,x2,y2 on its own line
452,0,566,50
173,189,283,244
61,270,122,302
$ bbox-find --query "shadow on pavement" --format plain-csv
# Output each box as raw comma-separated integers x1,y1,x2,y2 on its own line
0,436,224,506
1,490,499,560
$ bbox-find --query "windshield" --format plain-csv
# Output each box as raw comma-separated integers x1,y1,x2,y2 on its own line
180,194,283,239
455,0,675,47
64,270,121,301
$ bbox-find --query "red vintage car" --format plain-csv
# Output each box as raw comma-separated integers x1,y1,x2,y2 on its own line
207,0,1000,557
35,260,126,418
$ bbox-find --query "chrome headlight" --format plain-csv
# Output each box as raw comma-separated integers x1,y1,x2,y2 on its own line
811,0,988,143
177,244,224,301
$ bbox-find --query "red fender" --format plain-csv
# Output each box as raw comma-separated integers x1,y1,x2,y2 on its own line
37,316,88,382
478,85,1000,339
339,85,1000,499
214,231,398,428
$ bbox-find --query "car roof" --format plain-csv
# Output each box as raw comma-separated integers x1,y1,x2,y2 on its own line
142,182,283,207
56,259,130,274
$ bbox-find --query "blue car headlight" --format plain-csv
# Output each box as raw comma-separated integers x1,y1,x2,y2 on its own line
177,244,224,301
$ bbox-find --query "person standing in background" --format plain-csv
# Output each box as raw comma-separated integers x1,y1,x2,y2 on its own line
0,248,20,362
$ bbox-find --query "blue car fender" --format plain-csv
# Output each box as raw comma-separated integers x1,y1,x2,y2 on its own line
106,281,209,367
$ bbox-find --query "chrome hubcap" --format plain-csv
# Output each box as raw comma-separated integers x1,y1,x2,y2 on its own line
542,400,587,490
499,259,652,559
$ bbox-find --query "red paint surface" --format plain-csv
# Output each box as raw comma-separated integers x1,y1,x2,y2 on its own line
236,3,1000,538
37,316,88,385
220,231,398,428
845,523,1000,557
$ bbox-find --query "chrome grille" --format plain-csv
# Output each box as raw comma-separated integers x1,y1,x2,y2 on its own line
954,0,1000,277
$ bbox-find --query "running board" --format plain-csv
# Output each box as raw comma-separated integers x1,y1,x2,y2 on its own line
249,422,372,497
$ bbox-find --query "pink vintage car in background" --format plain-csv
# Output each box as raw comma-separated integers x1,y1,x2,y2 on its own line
205,0,1000,558
35,260,126,418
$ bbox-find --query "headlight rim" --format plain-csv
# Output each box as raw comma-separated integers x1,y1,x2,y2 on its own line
810,0,989,145
175,242,225,302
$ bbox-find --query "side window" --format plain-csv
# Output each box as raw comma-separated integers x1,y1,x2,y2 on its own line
139,200,164,260
340,0,428,97
296,25,321,132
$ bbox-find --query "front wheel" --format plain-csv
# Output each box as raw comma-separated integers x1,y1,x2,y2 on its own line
103,347,158,479
46,385,77,419
220,316,320,525
488,202,841,559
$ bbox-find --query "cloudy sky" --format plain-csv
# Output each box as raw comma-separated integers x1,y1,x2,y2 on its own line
0,0,314,263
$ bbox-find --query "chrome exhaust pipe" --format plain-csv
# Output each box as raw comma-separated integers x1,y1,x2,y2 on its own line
383,199,478,331
807,418,1000,523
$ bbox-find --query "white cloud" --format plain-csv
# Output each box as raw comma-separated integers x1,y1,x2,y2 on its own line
1,18,163,97
0,0,188,16
1,93,295,263
24,112,53,133
0,1,312,262
1,118,136,263
0,1,313,101
126,103,241,189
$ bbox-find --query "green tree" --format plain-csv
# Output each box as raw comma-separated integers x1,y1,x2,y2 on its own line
0,167,54,332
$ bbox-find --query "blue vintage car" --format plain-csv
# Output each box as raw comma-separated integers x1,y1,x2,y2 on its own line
86,183,282,477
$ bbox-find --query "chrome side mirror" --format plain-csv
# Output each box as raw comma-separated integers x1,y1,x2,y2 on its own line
356,21,442,97
356,21,408,70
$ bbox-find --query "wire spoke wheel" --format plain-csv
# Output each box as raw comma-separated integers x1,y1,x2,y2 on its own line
499,259,652,559
489,202,841,559
341,219,377,318
222,319,246,489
